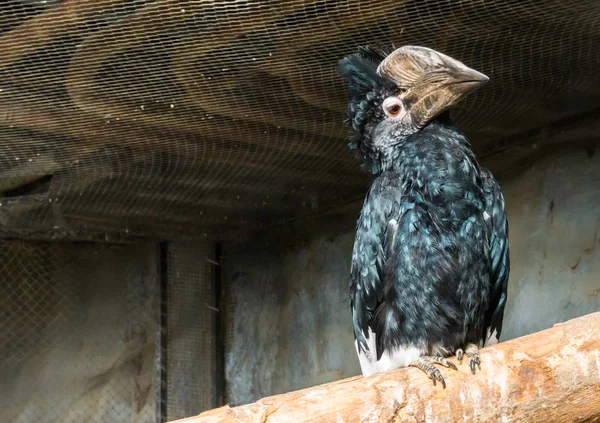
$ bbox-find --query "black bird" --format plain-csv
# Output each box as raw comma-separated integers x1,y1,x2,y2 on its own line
337,46,509,387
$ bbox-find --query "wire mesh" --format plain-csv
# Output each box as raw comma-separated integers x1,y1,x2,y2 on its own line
1,0,599,240
0,240,161,423
164,241,218,421
0,239,218,423
2,1,600,420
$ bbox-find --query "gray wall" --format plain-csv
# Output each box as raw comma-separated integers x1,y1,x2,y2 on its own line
0,242,160,423
0,240,217,422
166,241,219,419
223,144,600,406
224,233,359,405
500,147,600,340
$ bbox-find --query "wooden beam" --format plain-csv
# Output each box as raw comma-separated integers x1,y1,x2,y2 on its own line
170,312,600,423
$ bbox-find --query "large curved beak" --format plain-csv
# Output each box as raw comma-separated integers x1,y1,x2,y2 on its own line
378,46,489,128
411,66,488,127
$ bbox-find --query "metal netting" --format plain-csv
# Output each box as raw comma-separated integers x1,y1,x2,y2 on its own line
0,239,218,423
164,241,218,420
0,240,161,422
2,0,599,240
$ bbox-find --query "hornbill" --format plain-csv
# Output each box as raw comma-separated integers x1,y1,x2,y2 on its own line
337,46,510,387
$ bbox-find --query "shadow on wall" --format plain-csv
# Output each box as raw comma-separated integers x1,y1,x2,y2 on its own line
223,144,600,406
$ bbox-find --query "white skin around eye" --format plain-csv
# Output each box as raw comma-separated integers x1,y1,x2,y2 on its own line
382,97,406,119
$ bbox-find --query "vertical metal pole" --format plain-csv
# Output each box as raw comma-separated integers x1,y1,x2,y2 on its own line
158,242,169,422
213,242,225,408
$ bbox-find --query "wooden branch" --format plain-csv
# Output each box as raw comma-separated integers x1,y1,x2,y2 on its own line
171,312,600,423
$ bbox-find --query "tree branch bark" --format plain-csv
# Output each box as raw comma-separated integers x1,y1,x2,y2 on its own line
171,312,600,423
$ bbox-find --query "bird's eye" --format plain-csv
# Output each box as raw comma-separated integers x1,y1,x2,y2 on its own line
388,104,401,115
382,97,404,118
399,87,408,95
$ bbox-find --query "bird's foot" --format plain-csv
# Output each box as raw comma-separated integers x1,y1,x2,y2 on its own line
409,356,457,388
456,343,481,374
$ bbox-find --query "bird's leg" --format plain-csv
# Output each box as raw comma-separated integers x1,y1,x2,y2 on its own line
409,356,458,388
456,343,481,374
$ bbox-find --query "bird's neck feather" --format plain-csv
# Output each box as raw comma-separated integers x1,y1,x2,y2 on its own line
376,114,471,175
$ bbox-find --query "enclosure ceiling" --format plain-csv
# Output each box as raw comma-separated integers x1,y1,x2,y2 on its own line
1,0,599,240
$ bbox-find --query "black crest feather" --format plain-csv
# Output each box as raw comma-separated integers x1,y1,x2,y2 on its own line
337,46,396,172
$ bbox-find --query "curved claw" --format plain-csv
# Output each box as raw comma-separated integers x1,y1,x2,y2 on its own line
456,349,464,362
436,371,446,389
411,357,451,389
430,369,446,389
437,357,458,371
463,343,481,374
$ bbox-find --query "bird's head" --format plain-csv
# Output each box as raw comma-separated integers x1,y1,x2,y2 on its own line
337,45,488,172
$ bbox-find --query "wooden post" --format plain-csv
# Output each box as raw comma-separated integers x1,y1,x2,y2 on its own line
170,312,600,423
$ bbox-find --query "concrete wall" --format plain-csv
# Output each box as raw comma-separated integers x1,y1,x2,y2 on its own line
0,241,160,423
224,233,359,405
0,240,217,422
500,147,600,340
166,241,219,419
223,144,600,406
